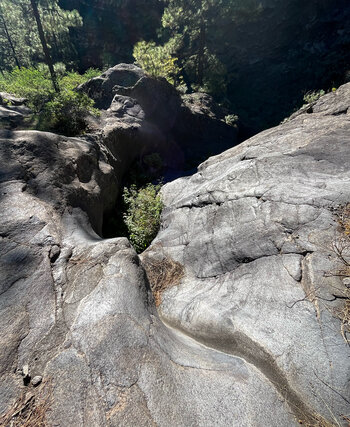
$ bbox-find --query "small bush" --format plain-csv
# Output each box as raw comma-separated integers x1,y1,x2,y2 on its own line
123,183,163,253
40,90,99,136
303,89,325,105
224,114,239,127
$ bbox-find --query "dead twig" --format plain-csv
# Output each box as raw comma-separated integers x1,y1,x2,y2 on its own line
0,380,52,427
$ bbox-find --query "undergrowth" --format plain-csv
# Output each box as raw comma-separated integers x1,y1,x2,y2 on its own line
303,89,326,105
0,65,101,136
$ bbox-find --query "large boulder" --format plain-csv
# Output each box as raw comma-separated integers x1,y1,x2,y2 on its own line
146,84,350,425
79,63,146,110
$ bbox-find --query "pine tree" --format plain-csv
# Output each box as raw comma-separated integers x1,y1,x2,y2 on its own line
161,0,229,92
0,0,82,72
0,3,21,68
30,0,58,92
137,0,263,96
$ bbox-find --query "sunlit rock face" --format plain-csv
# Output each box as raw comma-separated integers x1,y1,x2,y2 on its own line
147,83,350,425
0,130,295,426
0,84,349,426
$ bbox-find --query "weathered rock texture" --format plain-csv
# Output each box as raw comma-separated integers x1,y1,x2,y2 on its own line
147,84,350,425
0,81,350,426
0,130,295,426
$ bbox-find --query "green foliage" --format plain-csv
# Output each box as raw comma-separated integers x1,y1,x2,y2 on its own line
41,89,99,136
0,67,53,111
0,65,101,135
187,51,227,97
133,40,183,86
303,89,325,104
123,183,163,253
0,0,82,70
134,0,263,97
59,68,101,90
58,0,164,71
224,114,239,126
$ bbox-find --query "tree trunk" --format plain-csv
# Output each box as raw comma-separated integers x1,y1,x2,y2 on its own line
197,16,206,86
0,7,21,69
30,0,59,92
47,1,60,58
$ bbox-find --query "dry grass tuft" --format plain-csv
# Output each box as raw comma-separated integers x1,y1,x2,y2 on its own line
337,203,350,237
142,253,185,307
298,411,350,427
0,380,51,427
331,204,350,345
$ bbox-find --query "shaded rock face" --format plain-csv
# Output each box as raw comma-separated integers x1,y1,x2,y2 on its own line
0,83,349,426
147,83,350,424
81,64,238,176
0,93,31,128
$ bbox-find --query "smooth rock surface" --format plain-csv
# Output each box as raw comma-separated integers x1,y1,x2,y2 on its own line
0,129,295,426
1,83,350,426
147,84,350,425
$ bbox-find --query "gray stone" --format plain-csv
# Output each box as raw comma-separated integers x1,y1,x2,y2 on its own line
22,365,29,378
0,80,350,426
0,95,31,128
0,92,28,106
81,64,238,175
31,375,42,387
146,83,350,426
49,245,61,263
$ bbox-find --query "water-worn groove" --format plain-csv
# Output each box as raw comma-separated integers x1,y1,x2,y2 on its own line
161,317,317,424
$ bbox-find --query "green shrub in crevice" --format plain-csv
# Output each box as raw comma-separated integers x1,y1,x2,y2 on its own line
123,183,163,253
303,89,325,105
